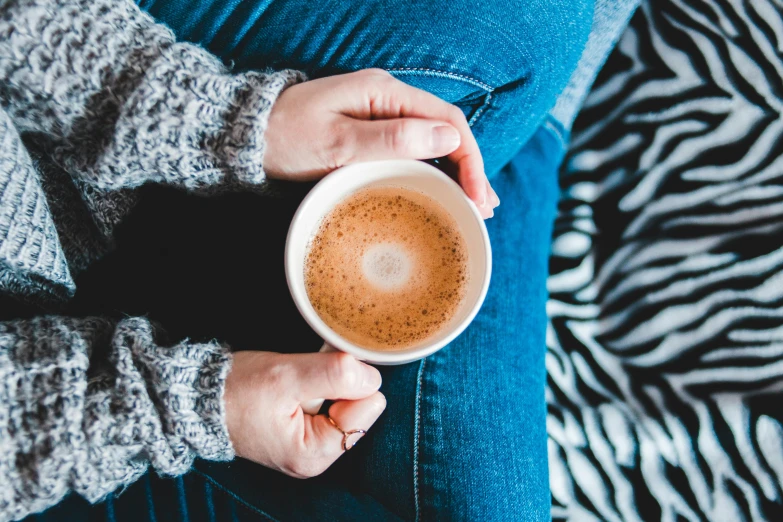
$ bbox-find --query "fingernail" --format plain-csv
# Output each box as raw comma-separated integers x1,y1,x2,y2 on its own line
363,366,382,390
489,186,500,206
431,125,460,153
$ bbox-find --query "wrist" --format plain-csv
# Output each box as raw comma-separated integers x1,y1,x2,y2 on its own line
250,71,306,182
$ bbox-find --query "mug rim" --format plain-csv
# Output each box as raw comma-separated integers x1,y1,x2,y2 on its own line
284,159,492,365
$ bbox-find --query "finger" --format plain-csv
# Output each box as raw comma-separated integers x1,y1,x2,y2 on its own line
328,392,386,450
305,392,387,463
345,118,461,162
292,351,382,402
484,182,494,219
487,179,500,207
446,109,488,215
344,71,490,212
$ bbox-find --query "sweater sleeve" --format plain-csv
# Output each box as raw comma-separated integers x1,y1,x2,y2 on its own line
0,0,305,191
0,316,234,521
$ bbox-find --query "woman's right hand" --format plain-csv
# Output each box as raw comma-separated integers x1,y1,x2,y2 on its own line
264,69,500,218
224,350,385,478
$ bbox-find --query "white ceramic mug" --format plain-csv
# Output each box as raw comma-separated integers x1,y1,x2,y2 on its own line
284,159,492,413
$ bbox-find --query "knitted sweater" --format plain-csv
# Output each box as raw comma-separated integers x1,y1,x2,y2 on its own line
0,0,304,519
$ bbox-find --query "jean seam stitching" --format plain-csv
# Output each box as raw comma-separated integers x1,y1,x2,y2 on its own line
385,67,493,130
192,469,281,522
543,115,568,148
467,92,492,127
386,67,495,92
413,358,427,522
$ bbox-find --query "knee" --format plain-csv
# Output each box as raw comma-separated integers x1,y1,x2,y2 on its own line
499,0,594,103
379,0,592,138
391,0,592,97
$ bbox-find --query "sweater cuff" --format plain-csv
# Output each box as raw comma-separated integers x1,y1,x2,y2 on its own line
222,69,307,186
188,340,235,461
114,318,236,464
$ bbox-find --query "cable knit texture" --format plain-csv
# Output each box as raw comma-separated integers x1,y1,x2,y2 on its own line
0,0,306,519
0,317,233,521
0,0,304,190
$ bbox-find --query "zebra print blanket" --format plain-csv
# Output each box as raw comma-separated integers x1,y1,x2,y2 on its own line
547,1,783,520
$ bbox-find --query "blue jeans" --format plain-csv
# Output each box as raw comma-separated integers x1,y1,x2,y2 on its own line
32,0,591,520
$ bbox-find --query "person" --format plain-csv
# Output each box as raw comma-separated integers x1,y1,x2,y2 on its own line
0,0,610,520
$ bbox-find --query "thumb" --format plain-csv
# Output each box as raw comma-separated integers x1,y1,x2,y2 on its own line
344,118,461,162
292,351,382,402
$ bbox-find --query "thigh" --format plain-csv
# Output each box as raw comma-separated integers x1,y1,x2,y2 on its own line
409,119,564,521
137,0,590,175
332,120,564,522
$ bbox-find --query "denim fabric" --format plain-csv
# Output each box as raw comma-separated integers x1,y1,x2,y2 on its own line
548,0,641,131
136,0,591,176
29,0,591,518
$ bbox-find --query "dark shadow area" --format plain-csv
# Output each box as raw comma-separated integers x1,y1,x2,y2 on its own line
71,183,322,353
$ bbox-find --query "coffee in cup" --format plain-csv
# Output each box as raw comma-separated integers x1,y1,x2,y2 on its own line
285,159,491,368
304,186,469,352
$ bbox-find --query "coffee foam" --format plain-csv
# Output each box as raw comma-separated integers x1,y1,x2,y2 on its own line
304,186,468,351
362,243,413,290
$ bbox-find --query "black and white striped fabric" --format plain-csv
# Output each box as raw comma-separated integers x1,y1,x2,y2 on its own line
547,1,783,520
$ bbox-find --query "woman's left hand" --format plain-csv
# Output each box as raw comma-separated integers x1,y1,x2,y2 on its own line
264,69,499,218
224,350,385,478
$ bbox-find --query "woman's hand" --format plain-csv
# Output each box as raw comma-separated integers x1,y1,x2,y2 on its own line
224,350,385,478
264,69,500,218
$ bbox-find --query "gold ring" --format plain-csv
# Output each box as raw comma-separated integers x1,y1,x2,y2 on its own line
327,415,367,451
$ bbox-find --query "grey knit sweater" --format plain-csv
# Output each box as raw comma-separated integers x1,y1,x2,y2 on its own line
0,0,304,519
